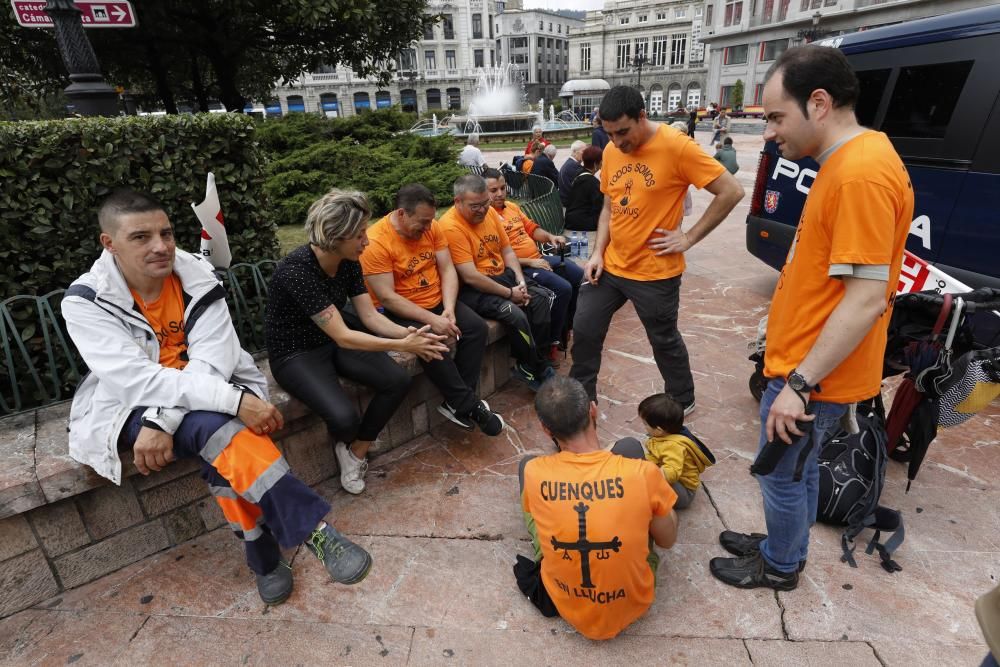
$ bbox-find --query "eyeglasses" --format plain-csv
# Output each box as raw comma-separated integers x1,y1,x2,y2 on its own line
464,200,491,211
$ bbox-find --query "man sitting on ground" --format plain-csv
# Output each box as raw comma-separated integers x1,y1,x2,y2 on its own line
62,188,371,606
360,183,504,435
438,174,554,390
484,168,583,359
514,376,679,640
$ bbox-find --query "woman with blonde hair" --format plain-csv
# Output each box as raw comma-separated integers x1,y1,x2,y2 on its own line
265,189,448,495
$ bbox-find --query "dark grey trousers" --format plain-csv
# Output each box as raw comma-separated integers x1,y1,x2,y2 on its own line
569,271,694,404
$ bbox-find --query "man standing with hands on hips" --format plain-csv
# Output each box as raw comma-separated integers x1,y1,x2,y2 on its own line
710,46,914,590
569,85,744,411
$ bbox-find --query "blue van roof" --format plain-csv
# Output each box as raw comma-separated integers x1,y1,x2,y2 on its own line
828,4,1000,54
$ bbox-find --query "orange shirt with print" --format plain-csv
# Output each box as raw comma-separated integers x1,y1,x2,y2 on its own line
130,273,188,370
494,200,542,260
438,206,511,277
600,124,725,281
522,450,676,640
360,214,448,309
764,131,914,402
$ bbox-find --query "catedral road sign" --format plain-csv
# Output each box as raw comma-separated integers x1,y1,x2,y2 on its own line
11,0,137,28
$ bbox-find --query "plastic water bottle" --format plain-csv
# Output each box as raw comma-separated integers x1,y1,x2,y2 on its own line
569,232,579,257
580,233,589,259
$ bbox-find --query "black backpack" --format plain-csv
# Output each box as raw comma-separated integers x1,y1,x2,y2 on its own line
817,397,905,573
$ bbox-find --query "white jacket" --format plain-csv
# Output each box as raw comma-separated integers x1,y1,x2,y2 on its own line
62,248,268,484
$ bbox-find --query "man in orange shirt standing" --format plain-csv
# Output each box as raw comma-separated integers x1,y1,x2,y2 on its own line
361,183,505,436
515,376,678,639
710,46,914,590
570,85,744,411
439,174,555,390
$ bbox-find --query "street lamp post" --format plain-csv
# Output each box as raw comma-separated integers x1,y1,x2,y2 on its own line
44,0,119,116
797,12,829,43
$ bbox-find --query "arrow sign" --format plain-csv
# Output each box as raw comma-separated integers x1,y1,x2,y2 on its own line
11,0,138,28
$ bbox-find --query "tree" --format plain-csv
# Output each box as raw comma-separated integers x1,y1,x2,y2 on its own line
2,0,435,114
731,79,745,111
0,8,69,119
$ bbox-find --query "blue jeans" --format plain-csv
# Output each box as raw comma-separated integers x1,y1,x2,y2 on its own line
756,378,848,573
525,255,583,344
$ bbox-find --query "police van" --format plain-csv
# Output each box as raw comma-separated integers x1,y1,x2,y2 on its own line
746,4,1000,291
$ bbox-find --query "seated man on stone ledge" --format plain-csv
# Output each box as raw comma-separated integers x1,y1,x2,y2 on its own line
514,376,679,640
61,188,371,606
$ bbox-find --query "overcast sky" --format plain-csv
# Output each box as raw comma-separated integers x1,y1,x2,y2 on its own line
525,0,604,10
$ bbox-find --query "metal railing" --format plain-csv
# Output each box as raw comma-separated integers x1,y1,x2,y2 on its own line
0,260,277,417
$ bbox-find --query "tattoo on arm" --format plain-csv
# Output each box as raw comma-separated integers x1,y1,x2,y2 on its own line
311,305,338,329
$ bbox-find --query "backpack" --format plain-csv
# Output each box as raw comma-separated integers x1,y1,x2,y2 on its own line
817,397,905,573
512,155,527,171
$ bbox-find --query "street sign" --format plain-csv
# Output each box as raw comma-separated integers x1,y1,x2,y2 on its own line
11,0,137,28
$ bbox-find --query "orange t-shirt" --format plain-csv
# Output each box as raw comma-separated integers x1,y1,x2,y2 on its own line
130,273,188,370
438,206,511,277
522,450,676,640
493,200,542,260
360,214,448,309
521,158,535,174
764,131,914,402
600,124,725,281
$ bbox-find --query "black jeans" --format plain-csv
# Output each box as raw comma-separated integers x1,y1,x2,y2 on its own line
385,300,487,416
458,268,552,374
271,331,411,444
569,271,694,404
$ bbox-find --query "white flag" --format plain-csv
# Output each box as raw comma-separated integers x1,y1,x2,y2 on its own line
191,172,232,269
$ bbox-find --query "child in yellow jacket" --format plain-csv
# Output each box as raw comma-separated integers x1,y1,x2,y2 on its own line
638,394,716,509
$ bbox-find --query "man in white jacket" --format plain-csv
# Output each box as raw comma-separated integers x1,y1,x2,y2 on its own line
62,188,372,605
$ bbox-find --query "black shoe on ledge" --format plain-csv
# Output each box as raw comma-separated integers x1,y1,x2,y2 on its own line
710,551,799,591
719,530,807,572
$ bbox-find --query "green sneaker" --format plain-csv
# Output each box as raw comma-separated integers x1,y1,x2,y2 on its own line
305,523,372,585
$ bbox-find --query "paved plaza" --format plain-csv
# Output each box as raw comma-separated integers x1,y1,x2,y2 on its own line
1,128,997,666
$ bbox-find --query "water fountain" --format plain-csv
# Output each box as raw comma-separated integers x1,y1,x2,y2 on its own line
408,65,589,138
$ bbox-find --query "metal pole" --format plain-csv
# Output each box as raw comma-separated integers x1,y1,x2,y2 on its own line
44,0,120,116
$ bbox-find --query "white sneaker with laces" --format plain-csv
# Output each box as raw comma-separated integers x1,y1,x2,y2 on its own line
334,442,368,495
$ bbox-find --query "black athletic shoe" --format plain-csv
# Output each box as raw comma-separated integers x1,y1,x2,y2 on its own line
718,531,807,572
469,400,505,436
710,551,799,591
256,560,293,605
437,401,475,430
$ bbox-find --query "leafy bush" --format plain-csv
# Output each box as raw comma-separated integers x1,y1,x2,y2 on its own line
0,113,275,296
259,111,464,229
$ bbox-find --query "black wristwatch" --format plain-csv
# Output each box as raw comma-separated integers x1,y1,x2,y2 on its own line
140,417,165,432
787,369,814,394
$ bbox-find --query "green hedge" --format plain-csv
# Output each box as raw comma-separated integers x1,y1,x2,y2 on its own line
0,114,275,297
258,112,465,229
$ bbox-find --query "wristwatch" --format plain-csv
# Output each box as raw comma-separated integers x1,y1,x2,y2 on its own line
787,369,813,394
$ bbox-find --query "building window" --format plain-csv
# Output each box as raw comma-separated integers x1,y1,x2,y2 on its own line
538,37,544,48
472,14,483,38
635,37,649,61
490,49,495,66
447,87,461,110
510,36,527,48
537,69,543,82
616,39,631,69
760,0,775,24
442,14,454,39
423,22,434,39
675,7,686,18
558,24,562,33
555,54,560,64
489,14,494,38
425,50,436,69
638,14,648,22
696,6,703,16
426,88,442,109
777,0,790,20
287,95,305,113
656,11,666,20
399,89,417,112
760,38,788,61
670,33,687,66
556,39,562,48
723,44,748,65
548,22,552,31
667,84,682,111
376,90,392,109
580,43,591,71
319,93,339,117
651,36,668,66
445,50,456,69
397,48,417,71
353,92,371,112
706,4,714,25
513,53,528,64
539,20,544,30
537,53,542,64
724,0,742,26
474,49,484,68
547,38,553,48
620,16,630,25
720,85,734,107
753,83,764,105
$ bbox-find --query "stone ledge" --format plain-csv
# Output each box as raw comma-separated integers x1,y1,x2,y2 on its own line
0,319,512,619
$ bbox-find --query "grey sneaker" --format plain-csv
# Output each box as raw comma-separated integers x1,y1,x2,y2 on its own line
437,401,475,430
256,560,293,605
305,523,372,585
682,399,696,417
334,442,367,495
